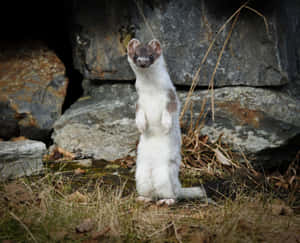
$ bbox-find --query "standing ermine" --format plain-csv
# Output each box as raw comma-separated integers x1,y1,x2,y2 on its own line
127,38,207,205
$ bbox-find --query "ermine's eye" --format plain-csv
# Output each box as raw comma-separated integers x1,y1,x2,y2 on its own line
133,54,138,60
149,54,154,60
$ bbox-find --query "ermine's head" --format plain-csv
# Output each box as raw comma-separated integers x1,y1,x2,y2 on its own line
127,39,162,68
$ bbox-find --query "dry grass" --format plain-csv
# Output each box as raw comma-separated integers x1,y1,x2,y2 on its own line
1,2,299,243
0,167,299,243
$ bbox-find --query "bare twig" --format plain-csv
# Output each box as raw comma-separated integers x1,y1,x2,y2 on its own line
180,0,250,120
208,12,240,121
172,221,183,243
148,222,173,238
245,6,269,35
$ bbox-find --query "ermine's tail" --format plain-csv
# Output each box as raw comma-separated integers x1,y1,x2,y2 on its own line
178,186,207,199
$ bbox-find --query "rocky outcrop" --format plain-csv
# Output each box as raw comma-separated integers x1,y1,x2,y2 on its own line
180,87,300,168
53,83,300,167
0,140,46,181
275,0,300,99
52,84,138,161
71,0,286,86
0,41,68,141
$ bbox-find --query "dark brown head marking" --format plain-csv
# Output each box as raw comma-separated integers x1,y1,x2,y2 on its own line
127,38,162,68
167,89,178,113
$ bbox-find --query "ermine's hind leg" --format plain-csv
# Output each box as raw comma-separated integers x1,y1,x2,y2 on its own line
152,165,176,200
135,159,154,201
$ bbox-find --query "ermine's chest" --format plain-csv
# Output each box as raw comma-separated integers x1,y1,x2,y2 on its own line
139,92,167,122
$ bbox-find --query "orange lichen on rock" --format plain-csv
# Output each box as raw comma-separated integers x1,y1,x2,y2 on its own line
217,102,262,128
0,40,68,140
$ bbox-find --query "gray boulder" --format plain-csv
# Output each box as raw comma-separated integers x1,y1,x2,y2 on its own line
0,140,46,181
54,82,300,168
0,41,68,141
180,87,300,168
52,84,138,161
71,0,286,87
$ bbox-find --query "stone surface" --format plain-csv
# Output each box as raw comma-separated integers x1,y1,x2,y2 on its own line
0,140,46,181
275,0,300,99
54,82,300,167
180,87,300,168
71,0,286,87
0,40,68,141
52,84,138,161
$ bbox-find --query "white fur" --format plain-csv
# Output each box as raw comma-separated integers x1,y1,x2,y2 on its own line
128,46,207,202
136,109,147,133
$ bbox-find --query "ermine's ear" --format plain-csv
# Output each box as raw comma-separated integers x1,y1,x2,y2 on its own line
148,39,162,56
127,39,140,58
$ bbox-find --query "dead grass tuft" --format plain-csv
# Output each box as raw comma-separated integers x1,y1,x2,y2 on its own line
0,170,299,242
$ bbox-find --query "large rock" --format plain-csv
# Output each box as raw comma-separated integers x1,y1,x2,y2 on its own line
0,140,46,181
52,84,138,161
71,0,286,87
0,41,68,141
180,87,300,168
275,0,300,99
54,82,300,168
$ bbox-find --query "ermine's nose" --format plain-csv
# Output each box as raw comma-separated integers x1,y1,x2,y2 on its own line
137,57,149,68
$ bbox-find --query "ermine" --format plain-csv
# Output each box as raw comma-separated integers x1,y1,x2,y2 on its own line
127,38,207,206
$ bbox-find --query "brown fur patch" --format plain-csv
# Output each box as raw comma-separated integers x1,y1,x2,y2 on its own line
167,90,177,113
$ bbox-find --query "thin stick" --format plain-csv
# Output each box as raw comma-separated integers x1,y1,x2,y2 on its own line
180,0,250,120
148,222,173,238
172,221,183,243
9,211,38,243
208,12,240,121
244,6,269,35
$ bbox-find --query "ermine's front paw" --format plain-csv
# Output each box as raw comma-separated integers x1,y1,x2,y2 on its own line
161,111,172,134
156,198,175,206
136,111,147,133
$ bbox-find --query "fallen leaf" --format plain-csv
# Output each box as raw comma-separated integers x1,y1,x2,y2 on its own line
275,181,289,190
67,191,88,203
57,147,75,159
271,204,293,216
74,168,86,175
76,218,95,233
213,148,232,166
91,226,111,240
271,199,293,216
10,136,27,141
200,135,209,145
48,146,75,161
